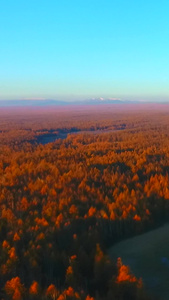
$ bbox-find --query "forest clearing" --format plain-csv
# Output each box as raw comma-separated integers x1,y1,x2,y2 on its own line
109,223,169,300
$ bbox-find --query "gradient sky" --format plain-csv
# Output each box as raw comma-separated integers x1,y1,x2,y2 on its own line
1,0,169,101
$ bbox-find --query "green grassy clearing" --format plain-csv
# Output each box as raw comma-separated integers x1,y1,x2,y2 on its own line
108,224,169,300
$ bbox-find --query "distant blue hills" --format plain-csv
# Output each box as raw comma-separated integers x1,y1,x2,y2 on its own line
0,98,139,107
0,100,68,107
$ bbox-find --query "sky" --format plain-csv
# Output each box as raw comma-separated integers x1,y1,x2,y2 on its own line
0,0,169,102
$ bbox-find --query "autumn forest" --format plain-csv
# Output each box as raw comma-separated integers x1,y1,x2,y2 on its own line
0,104,169,300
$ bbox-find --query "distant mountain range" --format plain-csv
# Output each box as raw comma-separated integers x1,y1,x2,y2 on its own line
0,100,68,107
0,98,139,107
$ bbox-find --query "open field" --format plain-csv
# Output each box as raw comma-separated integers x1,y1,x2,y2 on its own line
108,224,169,300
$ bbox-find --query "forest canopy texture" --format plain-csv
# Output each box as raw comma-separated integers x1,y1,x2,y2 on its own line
0,105,167,300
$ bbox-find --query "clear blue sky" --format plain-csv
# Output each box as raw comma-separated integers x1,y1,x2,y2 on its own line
1,0,169,101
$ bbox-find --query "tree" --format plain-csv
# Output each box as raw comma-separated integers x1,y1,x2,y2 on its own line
5,277,25,299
